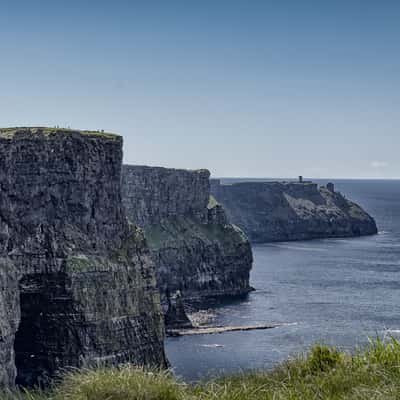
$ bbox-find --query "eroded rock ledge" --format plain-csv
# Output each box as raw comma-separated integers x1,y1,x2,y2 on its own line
0,128,166,387
121,165,253,325
210,179,378,243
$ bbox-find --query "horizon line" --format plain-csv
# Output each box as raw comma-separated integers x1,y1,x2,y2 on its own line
213,176,400,181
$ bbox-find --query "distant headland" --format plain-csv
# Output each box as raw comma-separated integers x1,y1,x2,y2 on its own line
210,177,378,243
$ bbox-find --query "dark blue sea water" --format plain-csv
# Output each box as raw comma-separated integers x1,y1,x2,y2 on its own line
165,179,400,381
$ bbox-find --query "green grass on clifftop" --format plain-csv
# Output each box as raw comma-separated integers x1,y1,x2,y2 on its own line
0,127,119,140
4,338,400,400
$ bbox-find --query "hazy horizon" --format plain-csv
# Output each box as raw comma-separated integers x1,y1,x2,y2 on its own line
1,1,399,179
214,176,400,180
124,168,400,180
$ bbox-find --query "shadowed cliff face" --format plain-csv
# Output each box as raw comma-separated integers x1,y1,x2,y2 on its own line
0,128,166,387
121,165,253,320
122,165,211,226
146,215,252,303
210,180,378,243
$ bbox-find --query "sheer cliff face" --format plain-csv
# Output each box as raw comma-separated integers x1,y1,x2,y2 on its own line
0,128,166,387
122,165,253,306
122,166,210,226
211,180,378,243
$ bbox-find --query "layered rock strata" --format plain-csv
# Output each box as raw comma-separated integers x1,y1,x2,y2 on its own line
210,180,378,243
121,165,253,318
0,128,166,387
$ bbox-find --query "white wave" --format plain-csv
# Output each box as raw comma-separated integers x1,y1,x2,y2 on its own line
382,329,400,339
266,244,326,252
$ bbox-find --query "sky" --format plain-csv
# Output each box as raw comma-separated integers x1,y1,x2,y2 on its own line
0,1,399,178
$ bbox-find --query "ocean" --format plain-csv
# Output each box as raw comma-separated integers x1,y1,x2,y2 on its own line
165,179,400,381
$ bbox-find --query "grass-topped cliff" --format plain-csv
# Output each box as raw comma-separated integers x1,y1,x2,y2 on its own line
0,127,120,140
0,126,166,387
5,339,400,399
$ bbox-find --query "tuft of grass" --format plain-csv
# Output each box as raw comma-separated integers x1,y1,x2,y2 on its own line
307,344,343,373
50,367,186,400
0,387,47,400
4,339,400,399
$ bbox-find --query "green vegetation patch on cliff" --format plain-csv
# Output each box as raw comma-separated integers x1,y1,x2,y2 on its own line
65,255,94,273
207,195,219,210
65,227,149,273
6,338,400,399
144,215,247,251
115,225,148,260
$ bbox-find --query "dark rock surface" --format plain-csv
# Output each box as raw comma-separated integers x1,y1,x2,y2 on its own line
122,166,210,226
0,128,166,387
210,180,378,243
122,165,253,320
164,290,193,329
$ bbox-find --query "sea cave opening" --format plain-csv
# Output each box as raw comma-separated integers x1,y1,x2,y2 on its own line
14,273,74,388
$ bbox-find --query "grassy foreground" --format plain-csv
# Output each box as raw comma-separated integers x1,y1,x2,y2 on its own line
4,338,400,400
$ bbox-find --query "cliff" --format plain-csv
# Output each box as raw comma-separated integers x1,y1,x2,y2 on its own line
121,166,253,319
0,128,166,387
122,165,210,226
210,180,378,243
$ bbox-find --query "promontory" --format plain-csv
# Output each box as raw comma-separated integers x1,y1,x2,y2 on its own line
211,179,378,243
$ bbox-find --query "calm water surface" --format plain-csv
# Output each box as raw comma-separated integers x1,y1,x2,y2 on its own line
166,180,400,381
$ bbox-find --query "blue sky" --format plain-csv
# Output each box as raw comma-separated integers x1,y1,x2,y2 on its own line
0,1,399,178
